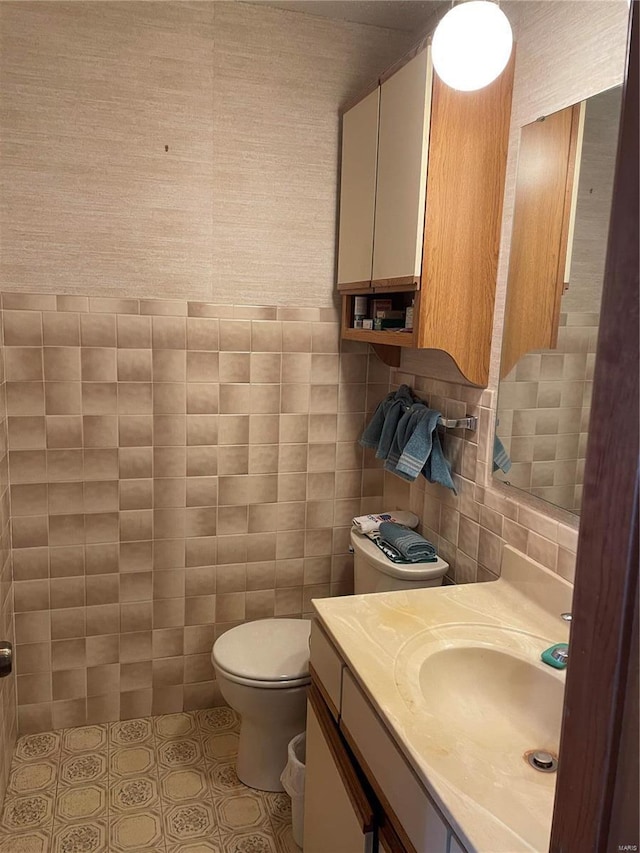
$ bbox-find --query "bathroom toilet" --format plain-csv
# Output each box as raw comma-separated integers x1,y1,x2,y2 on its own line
212,532,447,792
351,529,449,592
212,618,311,792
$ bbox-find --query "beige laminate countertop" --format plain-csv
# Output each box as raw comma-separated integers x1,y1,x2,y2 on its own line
312,547,573,853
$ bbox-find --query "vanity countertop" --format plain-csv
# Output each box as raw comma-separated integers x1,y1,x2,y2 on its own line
312,546,573,853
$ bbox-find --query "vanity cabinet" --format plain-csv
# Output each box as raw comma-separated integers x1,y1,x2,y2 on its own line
304,622,468,853
337,42,515,386
501,102,585,378
304,687,376,853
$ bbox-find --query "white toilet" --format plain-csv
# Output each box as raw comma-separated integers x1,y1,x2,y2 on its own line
211,529,448,792
212,618,311,792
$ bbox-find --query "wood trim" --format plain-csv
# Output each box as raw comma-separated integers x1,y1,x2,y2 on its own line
308,662,339,721
608,562,639,852
372,277,420,292
307,682,375,834
371,344,401,368
562,100,586,285
550,5,638,851
342,328,416,348
339,719,418,853
378,814,409,853
549,102,583,349
337,280,374,293
418,49,515,388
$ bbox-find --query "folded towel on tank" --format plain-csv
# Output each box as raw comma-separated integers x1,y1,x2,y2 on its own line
378,522,438,563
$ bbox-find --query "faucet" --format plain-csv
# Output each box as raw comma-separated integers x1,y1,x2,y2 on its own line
541,612,571,669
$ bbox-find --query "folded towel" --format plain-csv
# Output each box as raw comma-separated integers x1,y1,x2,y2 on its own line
369,535,438,564
378,522,438,563
493,435,512,474
352,511,419,535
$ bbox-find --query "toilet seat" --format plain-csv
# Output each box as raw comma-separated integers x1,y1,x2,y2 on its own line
212,618,311,689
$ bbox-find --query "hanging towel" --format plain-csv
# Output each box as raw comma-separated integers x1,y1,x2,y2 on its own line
384,403,425,472
378,522,438,563
423,427,457,493
493,435,512,474
360,385,414,459
385,405,456,492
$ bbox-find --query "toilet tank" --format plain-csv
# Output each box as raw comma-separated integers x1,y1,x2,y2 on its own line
350,530,449,594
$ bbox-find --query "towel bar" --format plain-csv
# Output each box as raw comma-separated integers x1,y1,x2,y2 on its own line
437,416,478,431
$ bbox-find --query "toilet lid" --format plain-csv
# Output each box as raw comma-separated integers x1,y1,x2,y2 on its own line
213,618,311,683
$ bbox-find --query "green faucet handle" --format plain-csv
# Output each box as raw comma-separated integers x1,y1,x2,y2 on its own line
541,643,569,669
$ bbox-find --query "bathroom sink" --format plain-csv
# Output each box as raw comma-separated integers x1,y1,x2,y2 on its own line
394,624,565,848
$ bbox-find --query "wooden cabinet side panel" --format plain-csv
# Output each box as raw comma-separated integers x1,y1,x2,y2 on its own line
372,47,432,282
501,103,581,378
303,698,374,853
418,53,515,387
337,88,380,287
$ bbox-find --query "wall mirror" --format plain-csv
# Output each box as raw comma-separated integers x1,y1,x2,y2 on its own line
495,85,623,514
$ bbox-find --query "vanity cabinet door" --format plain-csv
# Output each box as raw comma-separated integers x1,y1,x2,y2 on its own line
309,620,344,719
372,47,433,287
341,669,449,853
337,87,380,290
303,686,376,853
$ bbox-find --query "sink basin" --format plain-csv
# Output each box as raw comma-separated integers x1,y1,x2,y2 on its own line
394,624,565,849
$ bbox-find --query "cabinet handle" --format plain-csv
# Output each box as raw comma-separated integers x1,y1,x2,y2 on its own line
308,681,375,833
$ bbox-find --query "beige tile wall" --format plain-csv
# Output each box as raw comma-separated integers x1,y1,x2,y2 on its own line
4,291,377,733
371,370,580,587
495,312,598,512
0,310,16,810
382,1,628,578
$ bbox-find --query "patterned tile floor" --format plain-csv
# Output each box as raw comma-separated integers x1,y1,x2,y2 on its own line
0,708,297,853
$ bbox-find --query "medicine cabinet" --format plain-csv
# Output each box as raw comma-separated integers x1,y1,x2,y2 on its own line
336,42,514,386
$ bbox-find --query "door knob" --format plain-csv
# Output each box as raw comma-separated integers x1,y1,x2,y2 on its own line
0,641,12,678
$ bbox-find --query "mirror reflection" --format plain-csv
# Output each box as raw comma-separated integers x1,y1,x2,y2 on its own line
495,85,623,514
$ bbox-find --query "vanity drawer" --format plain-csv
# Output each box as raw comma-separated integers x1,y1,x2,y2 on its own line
341,668,449,853
309,620,344,719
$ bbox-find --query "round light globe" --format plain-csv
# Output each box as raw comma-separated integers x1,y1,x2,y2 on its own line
432,1,513,92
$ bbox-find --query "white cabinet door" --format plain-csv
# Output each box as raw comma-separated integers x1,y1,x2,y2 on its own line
337,87,380,288
303,696,375,853
341,669,449,853
372,47,433,284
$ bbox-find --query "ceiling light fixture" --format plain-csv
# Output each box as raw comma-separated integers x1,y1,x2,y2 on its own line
432,1,513,92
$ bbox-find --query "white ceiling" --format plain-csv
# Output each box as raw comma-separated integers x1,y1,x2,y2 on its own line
244,0,447,33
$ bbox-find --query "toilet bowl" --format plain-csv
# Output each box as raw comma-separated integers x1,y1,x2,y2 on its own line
212,533,445,791
212,618,311,792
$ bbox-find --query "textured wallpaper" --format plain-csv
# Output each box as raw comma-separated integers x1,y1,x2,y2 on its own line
0,1,412,305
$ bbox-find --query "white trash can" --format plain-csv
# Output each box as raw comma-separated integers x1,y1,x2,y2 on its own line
280,731,306,848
